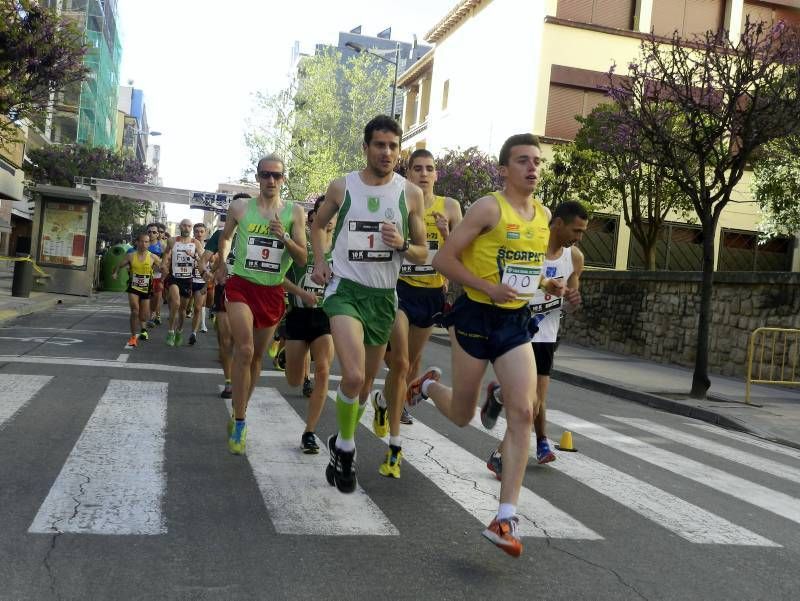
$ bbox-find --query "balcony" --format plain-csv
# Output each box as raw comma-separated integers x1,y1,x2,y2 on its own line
402,119,428,143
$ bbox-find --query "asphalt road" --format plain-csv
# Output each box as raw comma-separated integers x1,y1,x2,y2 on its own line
0,293,798,601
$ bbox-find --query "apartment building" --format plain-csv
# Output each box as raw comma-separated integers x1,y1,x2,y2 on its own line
399,0,800,272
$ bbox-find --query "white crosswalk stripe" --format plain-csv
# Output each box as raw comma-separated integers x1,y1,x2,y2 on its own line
548,410,800,526
29,380,168,535
606,415,800,485
686,422,800,462
466,408,778,546
238,388,397,536
0,374,52,430
355,396,601,540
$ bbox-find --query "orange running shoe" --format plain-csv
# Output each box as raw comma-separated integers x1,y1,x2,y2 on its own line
406,367,442,406
482,516,522,557
127,336,138,348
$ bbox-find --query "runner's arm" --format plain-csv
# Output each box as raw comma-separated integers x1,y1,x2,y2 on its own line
564,246,584,308
161,238,174,278
282,277,317,307
444,197,463,236
432,195,517,305
397,182,428,265
217,200,245,268
310,179,343,283
111,254,132,279
284,203,308,267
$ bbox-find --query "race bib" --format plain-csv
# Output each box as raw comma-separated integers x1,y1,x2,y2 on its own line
174,249,193,277
400,239,438,276
529,277,564,313
132,274,150,289
347,220,393,262
501,264,541,300
302,264,326,296
245,235,284,273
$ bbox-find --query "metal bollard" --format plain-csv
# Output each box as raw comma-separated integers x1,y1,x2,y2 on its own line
11,254,33,298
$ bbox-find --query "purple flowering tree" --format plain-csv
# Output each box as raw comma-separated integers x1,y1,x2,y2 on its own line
432,147,503,209
0,0,88,146
28,145,154,243
609,20,800,398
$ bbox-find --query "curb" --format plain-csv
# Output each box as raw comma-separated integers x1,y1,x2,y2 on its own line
0,296,63,325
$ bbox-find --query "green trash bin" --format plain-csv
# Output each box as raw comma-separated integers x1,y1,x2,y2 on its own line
101,244,132,292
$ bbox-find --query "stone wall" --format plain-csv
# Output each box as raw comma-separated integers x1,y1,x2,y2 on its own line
559,271,800,378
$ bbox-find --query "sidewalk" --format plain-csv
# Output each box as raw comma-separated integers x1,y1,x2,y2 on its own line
0,267,81,324
552,343,800,450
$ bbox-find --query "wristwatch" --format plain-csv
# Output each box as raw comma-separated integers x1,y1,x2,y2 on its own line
283,231,291,242
399,239,410,252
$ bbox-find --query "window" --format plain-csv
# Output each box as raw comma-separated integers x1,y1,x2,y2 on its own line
718,230,793,272
651,0,725,38
743,1,800,28
628,223,703,271
441,79,449,111
557,0,635,29
544,84,610,140
580,214,619,268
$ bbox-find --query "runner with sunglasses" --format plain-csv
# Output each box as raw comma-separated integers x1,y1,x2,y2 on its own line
215,154,306,455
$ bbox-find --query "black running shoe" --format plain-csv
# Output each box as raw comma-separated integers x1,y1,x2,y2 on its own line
480,381,503,429
325,434,356,493
188,332,197,346
301,431,319,454
220,382,232,399
302,377,313,398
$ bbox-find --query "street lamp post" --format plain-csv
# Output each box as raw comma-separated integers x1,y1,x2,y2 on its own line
345,41,401,120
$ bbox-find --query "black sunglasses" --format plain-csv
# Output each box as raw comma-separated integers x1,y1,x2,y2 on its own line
148,229,159,234
258,170,284,181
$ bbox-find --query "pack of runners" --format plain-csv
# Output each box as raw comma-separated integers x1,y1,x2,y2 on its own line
115,115,589,558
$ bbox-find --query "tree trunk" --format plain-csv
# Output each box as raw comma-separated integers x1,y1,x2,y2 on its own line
690,220,716,398
645,242,657,271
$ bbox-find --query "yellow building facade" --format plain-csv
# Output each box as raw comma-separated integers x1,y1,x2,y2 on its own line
399,0,800,272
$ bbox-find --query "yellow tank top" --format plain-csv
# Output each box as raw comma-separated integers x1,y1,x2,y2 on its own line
399,195,447,288
130,251,154,293
462,192,549,309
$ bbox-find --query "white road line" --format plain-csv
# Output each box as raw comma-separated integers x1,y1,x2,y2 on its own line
468,409,777,546
355,396,600,540
116,353,130,362
606,416,800,486
0,355,382,385
0,327,131,335
241,388,397,536
548,410,800,526
686,422,800,462
0,374,52,429
29,380,168,535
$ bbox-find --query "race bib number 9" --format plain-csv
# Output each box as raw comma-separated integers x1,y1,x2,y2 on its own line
132,274,150,289
245,236,284,273
501,264,541,299
348,221,393,262
400,239,438,276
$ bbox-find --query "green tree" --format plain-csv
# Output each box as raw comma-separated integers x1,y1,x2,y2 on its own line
608,20,800,398
245,49,393,200
752,136,800,238
0,0,88,145
536,142,607,211
27,145,153,243
575,104,692,270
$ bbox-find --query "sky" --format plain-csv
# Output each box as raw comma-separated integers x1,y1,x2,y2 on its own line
118,0,457,222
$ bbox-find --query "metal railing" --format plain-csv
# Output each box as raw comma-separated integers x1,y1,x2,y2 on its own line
745,327,800,404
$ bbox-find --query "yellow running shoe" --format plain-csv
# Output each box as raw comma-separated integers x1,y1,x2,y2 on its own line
268,339,280,358
228,421,247,455
378,448,403,479
371,390,389,438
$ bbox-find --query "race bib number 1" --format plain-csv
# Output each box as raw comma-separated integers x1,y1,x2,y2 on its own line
245,236,284,273
501,264,541,300
348,221,393,262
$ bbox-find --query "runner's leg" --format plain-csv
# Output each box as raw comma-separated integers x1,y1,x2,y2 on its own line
127,293,139,338
306,334,333,433
227,301,255,420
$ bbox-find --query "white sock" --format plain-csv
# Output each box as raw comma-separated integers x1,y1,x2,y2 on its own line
389,435,402,448
497,503,516,520
375,390,388,408
421,378,435,397
336,437,356,452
